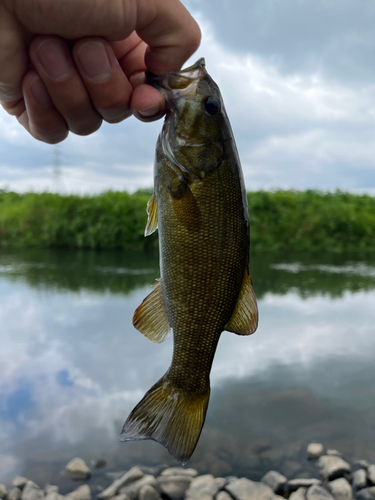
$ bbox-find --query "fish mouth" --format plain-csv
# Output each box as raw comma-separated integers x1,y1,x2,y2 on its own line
146,58,207,95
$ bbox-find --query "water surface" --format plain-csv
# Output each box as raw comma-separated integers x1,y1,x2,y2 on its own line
1,249,375,488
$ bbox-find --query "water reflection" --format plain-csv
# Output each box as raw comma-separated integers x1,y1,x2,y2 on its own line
0,249,374,487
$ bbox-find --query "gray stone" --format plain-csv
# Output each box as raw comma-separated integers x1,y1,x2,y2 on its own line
307,444,324,460
318,456,351,480
21,482,44,500
306,485,334,500
98,468,145,500
356,488,375,500
368,466,375,485
13,481,28,492
44,488,58,496
288,480,323,492
261,471,287,494
327,451,343,458
111,495,128,500
66,485,91,500
44,492,59,500
138,486,161,500
225,478,274,500
353,470,367,490
64,458,91,481
186,475,226,500
157,476,192,500
327,478,352,500
289,488,307,500
356,461,370,471
161,468,198,478
119,476,160,500
8,489,22,500
216,493,232,500
94,460,107,469
0,485,7,500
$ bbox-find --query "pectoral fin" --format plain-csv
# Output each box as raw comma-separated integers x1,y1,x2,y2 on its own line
169,179,201,232
226,270,258,335
145,192,158,236
132,280,170,343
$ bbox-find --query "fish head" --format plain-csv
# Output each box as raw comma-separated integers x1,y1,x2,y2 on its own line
147,58,230,180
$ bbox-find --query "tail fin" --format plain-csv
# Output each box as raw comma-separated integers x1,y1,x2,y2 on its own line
119,374,210,464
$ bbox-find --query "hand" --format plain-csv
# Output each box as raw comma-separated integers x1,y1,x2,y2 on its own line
0,0,201,143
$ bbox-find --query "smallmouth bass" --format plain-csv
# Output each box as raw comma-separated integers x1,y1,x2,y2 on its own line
120,58,258,463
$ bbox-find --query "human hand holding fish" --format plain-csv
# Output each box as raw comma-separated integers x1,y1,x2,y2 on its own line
0,0,201,143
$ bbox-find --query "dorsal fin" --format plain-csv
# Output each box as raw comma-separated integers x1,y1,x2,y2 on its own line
132,280,170,343
145,192,158,236
226,270,258,335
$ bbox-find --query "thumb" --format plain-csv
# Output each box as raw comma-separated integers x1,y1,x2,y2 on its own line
6,0,201,74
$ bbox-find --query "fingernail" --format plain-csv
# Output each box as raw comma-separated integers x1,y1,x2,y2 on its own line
30,77,53,107
77,42,111,81
138,103,161,117
36,39,72,80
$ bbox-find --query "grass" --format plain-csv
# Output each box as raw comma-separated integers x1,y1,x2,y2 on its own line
0,189,374,253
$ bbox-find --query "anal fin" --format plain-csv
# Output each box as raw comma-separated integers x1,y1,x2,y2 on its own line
132,280,170,343
145,192,158,236
226,270,258,335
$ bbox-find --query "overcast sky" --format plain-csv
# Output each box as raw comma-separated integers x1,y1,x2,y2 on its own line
1,0,375,194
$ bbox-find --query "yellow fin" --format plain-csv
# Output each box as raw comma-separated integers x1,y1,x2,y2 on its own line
226,270,258,335
132,280,170,343
120,374,210,465
145,192,158,236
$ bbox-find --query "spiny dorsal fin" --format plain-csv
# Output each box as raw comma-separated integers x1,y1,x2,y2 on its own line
226,270,258,335
132,280,170,343
145,192,158,236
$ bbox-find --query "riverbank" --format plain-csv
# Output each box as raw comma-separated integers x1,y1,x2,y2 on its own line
0,444,374,500
0,190,375,253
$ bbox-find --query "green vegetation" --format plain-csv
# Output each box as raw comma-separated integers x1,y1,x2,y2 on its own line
0,189,374,253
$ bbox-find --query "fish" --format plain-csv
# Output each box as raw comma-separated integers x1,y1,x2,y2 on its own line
120,58,258,464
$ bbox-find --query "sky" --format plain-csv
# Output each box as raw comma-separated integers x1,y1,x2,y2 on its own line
1,0,375,194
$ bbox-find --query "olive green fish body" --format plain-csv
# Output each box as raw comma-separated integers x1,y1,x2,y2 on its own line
120,59,258,464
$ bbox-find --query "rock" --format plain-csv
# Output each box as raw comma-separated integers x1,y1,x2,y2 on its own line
98,467,144,500
13,480,28,492
138,466,167,478
161,468,198,478
307,444,324,460
64,458,91,481
225,478,274,500
94,460,107,468
8,488,22,500
44,488,58,495
288,480,323,492
327,451,343,458
44,492,60,500
157,476,192,500
216,493,232,500
261,472,287,494
119,476,160,500
368,466,375,485
0,485,7,499
138,486,161,500
353,470,367,490
306,485,334,500
186,475,226,500
21,482,44,500
289,488,307,500
356,461,370,471
356,488,375,500
111,495,128,500
66,485,91,500
327,478,352,500
318,456,351,481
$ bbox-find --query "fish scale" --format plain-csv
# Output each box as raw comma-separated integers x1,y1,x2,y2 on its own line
120,58,258,464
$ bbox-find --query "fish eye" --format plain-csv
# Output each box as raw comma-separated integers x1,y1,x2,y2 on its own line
203,96,220,116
